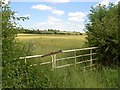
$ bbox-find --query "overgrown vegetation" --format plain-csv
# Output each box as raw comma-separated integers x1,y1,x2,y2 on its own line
1,1,119,88
85,3,120,66
1,2,32,88
3,63,118,88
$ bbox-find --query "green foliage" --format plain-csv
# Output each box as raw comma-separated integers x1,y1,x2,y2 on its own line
1,2,30,88
85,3,119,66
2,2,29,66
14,65,118,88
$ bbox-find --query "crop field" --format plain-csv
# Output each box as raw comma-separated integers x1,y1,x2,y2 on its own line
16,34,87,55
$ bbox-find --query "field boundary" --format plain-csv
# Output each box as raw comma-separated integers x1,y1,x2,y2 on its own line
19,47,98,70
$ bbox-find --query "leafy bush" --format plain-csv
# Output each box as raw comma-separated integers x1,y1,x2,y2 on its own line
85,3,120,66
1,2,30,88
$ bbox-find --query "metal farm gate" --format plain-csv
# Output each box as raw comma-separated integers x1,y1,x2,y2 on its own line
19,47,98,70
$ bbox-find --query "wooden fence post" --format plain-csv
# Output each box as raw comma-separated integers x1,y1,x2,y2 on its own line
54,54,56,68
25,58,27,64
24,58,27,86
51,55,54,71
90,49,93,68
51,54,56,71
74,50,77,67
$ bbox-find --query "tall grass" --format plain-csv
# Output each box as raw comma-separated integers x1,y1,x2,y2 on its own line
25,65,118,88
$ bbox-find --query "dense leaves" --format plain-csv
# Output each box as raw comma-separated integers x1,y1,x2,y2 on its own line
85,3,119,66
2,2,29,66
1,2,30,88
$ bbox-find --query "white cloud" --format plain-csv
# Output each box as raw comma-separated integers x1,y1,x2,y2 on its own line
35,21,85,32
94,0,120,7
68,12,86,22
15,13,31,17
31,4,65,16
48,0,70,3
100,0,110,6
20,14,30,17
35,15,85,32
51,9,65,16
36,22,55,26
47,16,61,22
4,0,9,4
94,0,110,7
68,12,86,18
31,4,53,10
68,17,84,22
115,0,120,5
35,16,62,26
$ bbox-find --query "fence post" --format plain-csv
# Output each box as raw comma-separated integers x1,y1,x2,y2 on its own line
51,55,54,71
24,57,27,86
54,54,56,68
51,54,56,71
25,58,27,64
90,49,93,67
74,50,77,67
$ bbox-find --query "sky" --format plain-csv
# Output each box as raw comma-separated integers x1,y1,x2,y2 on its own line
5,0,120,32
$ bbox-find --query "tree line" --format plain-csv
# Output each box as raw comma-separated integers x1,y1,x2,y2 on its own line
19,28,83,35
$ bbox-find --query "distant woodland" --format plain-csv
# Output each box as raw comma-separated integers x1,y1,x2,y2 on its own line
18,28,83,35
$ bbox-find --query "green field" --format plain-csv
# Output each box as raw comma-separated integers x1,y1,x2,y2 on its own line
14,34,118,88
16,34,87,55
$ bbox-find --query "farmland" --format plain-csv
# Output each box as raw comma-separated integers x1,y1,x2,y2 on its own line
14,34,118,88
16,34,87,55
2,1,119,88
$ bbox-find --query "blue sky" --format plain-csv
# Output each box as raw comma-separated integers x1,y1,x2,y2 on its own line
8,0,119,32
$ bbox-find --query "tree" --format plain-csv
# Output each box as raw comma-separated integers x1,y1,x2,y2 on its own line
1,2,30,88
2,1,29,66
85,3,119,66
